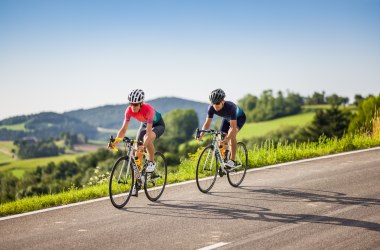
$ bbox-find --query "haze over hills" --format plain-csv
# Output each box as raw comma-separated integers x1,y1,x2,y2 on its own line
0,97,210,140
64,97,209,129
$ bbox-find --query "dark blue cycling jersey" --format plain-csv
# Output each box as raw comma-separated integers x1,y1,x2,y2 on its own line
207,101,245,121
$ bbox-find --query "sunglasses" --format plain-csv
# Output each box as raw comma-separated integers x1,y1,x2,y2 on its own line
213,101,222,105
129,103,140,107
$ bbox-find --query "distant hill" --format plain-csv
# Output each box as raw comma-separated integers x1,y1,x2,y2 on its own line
0,112,98,140
64,97,209,129
0,97,210,140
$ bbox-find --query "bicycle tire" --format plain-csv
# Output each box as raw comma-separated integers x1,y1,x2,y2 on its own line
227,142,248,187
109,155,134,208
196,145,218,193
144,151,167,201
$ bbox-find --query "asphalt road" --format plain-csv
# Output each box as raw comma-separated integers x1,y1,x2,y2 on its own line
1,148,380,250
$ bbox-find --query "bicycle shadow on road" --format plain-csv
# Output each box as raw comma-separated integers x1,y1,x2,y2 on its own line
238,185,380,207
125,186,380,232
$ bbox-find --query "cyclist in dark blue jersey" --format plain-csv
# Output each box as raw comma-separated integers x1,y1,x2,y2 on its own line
197,88,246,169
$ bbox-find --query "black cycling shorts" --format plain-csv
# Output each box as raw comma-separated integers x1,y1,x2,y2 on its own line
137,118,165,143
219,114,246,134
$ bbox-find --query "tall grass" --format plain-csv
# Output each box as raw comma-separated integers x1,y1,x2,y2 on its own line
372,109,380,138
1,133,380,217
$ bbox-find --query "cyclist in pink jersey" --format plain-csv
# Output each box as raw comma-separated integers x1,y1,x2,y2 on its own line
112,89,165,195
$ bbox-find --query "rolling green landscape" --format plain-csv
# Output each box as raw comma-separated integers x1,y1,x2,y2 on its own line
0,111,318,177
0,92,379,216
1,132,379,216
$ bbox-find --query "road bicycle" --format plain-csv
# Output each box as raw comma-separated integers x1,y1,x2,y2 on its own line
195,129,248,193
108,136,167,208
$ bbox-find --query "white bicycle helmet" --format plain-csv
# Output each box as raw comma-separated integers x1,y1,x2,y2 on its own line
128,89,145,103
209,88,226,104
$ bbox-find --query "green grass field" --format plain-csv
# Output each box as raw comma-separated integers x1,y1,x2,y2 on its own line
0,153,14,165
302,104,357,112
0,141,16,165
0,154,83,178
0,123,27,131
237,112,315,140
0,139,105,178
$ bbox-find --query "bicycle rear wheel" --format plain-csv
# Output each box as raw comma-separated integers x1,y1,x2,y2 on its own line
109,156,134,208
144,152,167,201
196,145,218,193
227,142,248,187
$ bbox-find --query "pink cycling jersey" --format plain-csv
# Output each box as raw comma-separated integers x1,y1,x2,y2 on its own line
125,103,155,124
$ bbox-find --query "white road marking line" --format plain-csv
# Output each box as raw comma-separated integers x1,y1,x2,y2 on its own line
1,146,379,221
198,242,229,250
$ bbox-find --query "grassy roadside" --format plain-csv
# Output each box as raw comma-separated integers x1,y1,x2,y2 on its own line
1,133,380,217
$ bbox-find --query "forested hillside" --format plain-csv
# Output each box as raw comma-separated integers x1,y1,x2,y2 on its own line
64,97,209,129
0,97,209,140
0,112,97,140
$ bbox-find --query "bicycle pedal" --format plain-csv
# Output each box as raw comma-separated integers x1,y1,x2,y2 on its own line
218,169,225,177
151,172,160,178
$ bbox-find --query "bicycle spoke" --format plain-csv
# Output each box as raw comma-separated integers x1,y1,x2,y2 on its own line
196,146,218,193
144,152,167,201
227,142,248,187
109,156,134,208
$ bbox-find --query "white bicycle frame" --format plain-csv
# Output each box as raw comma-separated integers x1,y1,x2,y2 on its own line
203,134,228,173
202,132,242,173
117,141,141,184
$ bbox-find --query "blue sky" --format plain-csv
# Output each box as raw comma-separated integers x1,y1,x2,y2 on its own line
1,0,379,119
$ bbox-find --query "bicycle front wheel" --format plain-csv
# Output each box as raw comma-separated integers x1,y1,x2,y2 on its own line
144,151,167,201
109,156,134,208
227,142,248,187
196,145,218,193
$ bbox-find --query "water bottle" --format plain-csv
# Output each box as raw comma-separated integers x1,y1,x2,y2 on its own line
135,156,141,168
219,144,225,158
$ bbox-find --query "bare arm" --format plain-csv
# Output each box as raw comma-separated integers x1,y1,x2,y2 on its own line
116,119,129,141
197,117,212,141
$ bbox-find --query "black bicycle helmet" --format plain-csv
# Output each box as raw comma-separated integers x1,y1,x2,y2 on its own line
128,89,145,103
209,88,226,103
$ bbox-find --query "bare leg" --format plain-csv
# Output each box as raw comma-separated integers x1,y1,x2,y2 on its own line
230,128,239,161
144,133,156,161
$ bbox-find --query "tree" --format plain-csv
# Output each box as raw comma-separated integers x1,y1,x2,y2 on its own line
163,109,199,142
238,94,258,111
353,94,364,106
250,90,303,121
155,109,199,163
0,172,18,203
274,91,285,118
252,90,276,121
305,91,326,105
301,106,352,141
284,91,303,115
326,94,349,106
14,138,63,159
238,94,258,122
